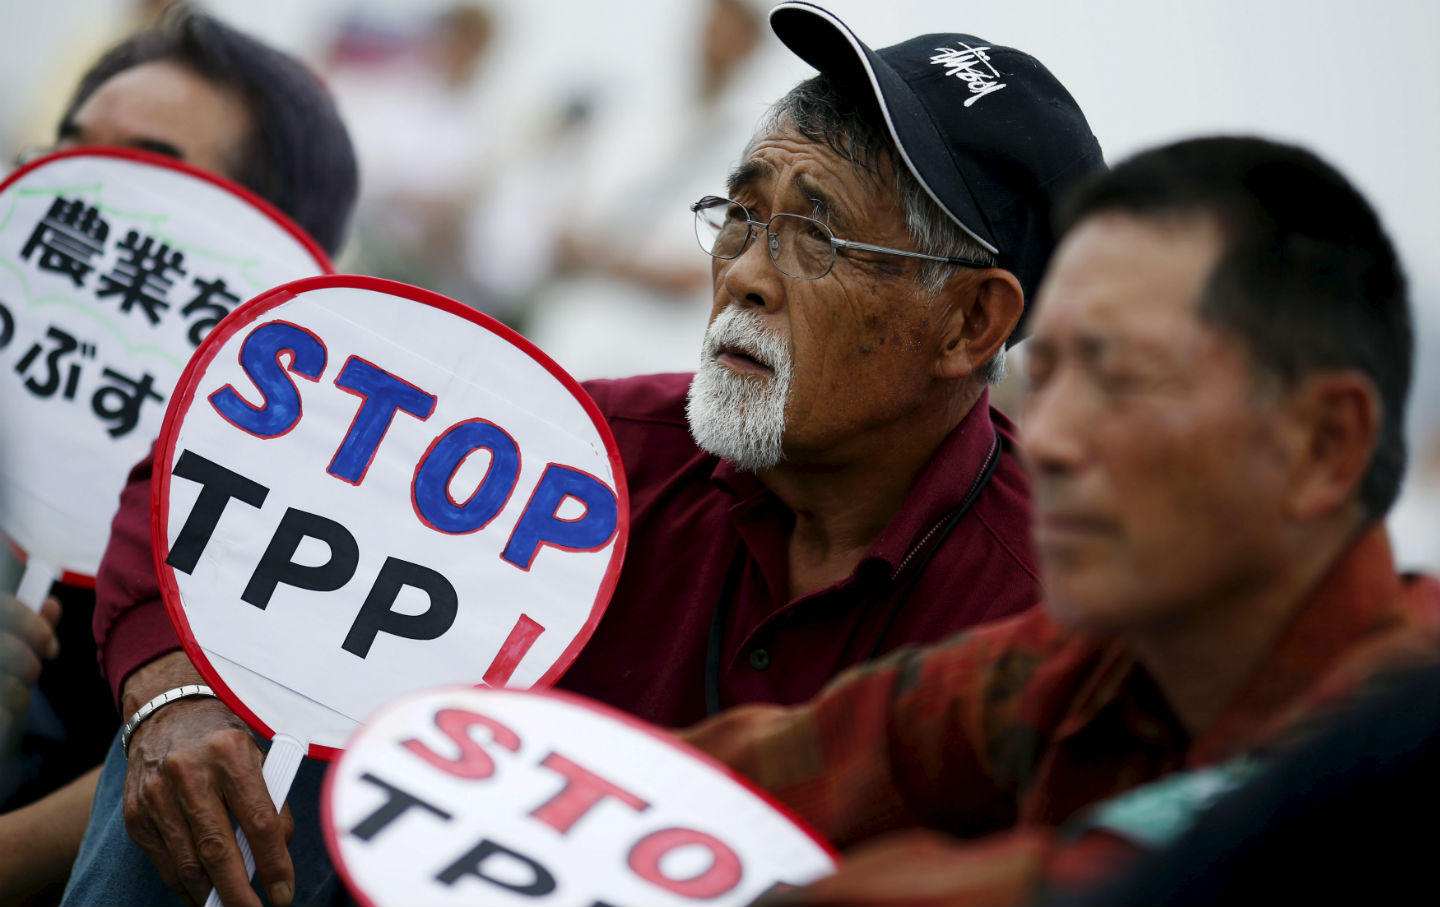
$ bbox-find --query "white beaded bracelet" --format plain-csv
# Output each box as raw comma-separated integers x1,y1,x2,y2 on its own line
121,684,218,757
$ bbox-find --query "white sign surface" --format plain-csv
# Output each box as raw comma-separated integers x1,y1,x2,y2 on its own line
154,276,628,757
322,686,838,906
0,148,331,582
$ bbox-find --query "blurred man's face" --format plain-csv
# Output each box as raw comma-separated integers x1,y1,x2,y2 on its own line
1022,213,1293,634
57,60,252,180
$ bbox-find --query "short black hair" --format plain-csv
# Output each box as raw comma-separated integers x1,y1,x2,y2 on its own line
1057,136,1411,521
61,7,358,256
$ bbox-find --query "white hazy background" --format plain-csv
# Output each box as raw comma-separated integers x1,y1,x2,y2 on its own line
3,0,1439,564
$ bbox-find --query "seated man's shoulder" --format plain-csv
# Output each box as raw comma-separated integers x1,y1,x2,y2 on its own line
582,374,712,497
1304,570,1440,707
583,373,694,427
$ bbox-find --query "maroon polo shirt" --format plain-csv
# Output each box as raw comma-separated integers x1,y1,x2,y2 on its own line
558,373,1040,726
93,373,1039,725
93,442,170,706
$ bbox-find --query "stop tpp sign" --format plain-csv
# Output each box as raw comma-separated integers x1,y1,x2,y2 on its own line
322,686,838,906
154,275,628,757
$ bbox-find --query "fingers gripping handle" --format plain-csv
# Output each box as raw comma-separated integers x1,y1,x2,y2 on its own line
204,733,306,907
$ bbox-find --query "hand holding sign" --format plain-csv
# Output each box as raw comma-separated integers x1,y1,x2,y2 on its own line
153,275,627,904
0,593,60,740
118,651,298,907
323,686,838,906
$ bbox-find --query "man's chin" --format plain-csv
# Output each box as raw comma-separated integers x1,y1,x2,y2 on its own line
1044,583,1154,636
689,424,787,473
685,400,784,472
685,353,792,471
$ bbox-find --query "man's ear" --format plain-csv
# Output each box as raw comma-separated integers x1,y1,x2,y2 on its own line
934,269,1025,380
1282,372,1382,522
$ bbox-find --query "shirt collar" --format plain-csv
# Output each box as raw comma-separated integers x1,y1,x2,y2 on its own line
1056,525,1410,761
1188,524,1405,763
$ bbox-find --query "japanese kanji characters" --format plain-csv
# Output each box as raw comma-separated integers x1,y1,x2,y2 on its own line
16,196,240,346
97,231,188,325
0,302,165,439
20,197,109,288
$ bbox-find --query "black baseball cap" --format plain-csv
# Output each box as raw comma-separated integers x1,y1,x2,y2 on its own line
769,2,1105,338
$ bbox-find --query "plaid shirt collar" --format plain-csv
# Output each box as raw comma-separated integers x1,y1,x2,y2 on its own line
1052,526,1408,764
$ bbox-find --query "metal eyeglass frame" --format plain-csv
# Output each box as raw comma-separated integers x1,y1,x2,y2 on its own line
691,195,989,280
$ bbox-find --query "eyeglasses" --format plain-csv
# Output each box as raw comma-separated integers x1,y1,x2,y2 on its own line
690,195,988,280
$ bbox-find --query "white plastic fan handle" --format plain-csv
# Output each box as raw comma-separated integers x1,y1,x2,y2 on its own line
204,733,306,907
15,559,55,612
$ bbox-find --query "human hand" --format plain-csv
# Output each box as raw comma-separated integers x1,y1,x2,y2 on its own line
0,594,60,737
121,651,295,906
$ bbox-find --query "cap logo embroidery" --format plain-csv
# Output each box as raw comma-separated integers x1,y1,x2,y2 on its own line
930,43,1007,107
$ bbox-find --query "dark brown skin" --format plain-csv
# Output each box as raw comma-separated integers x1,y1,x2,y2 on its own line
121,651,296,906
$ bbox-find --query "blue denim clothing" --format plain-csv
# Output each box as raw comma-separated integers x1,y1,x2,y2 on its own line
62,730,350,906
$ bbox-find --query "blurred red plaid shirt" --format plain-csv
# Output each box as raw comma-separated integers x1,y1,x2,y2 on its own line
683,526,1440,905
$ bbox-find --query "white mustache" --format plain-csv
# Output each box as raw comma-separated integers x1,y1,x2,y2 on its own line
687,305,794,472
701,306,790,377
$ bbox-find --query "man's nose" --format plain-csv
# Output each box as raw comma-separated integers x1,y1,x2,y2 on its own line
722,227,784,311
1020,378,1089,476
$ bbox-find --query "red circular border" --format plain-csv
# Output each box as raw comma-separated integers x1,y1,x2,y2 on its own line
320,684,840,907
151,274,630,762
0,146,334,585
0,146,333,268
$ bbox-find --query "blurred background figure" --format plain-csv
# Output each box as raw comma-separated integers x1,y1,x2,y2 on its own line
324,3,504,307
515,0,792,378
1387,421,1440,572
461,88,598,328
3,0,183,168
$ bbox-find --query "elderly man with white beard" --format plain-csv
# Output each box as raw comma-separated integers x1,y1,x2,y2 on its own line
555,2,1105,724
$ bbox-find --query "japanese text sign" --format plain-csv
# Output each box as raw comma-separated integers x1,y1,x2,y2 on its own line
0,148,331,582
154,275,628,757
323,686,838,906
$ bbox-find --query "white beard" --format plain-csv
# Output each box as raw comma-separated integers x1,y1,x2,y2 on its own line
685,306,794,472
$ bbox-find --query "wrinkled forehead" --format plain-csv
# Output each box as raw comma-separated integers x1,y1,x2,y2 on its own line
738,114,898,189
1029,212,1227,350
729,123,902,226
63,59,253,177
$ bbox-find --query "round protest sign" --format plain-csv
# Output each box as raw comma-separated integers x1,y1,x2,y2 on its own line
0,148,331,586
153,275,628,759
322,685,838,907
